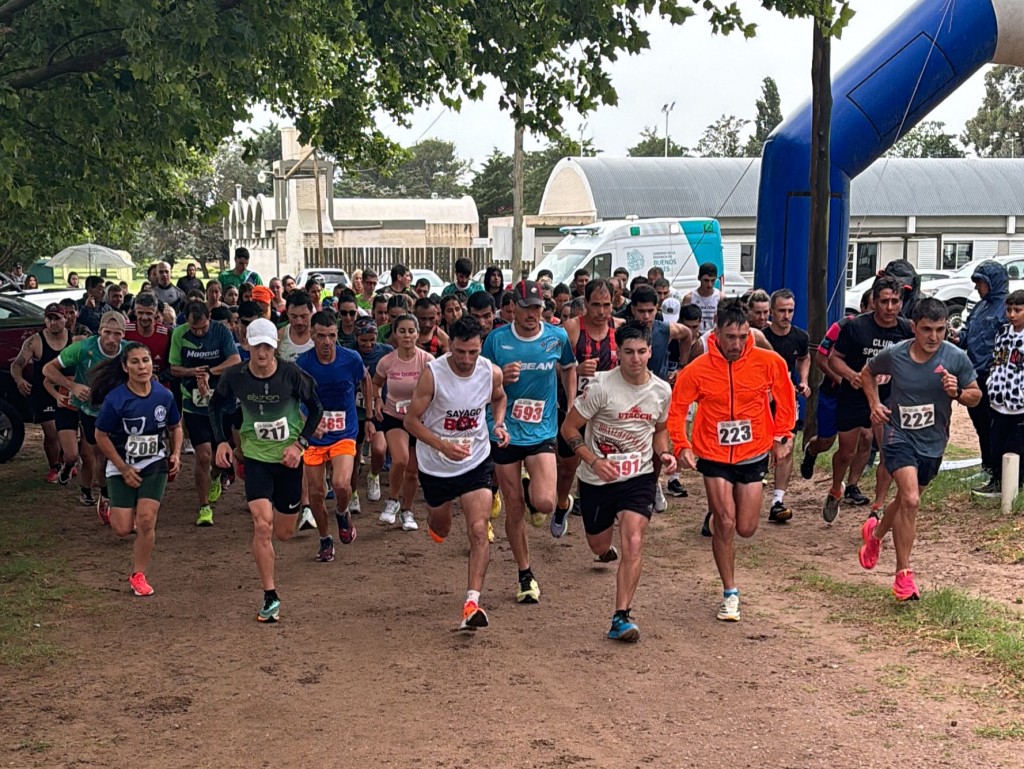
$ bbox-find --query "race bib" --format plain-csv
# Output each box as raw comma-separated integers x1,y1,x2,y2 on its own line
355,390,365,409
899,403,935,430
511,398,545,424
192,388,212,408
320,411,346,433
395,399,410,415
717,419,753,446
254,417,290,441
605,452,642,479
439,437,473,458
125,434,159,462
576,376,594,397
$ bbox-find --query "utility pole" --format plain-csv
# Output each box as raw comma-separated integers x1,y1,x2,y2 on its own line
805,18,832,442
661,102,676,157
512,94,525,281
578,121,588,157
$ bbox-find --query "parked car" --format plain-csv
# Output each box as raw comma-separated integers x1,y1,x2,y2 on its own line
296,268,350,294
411,269,446,297
845,269,952,315
963,256,1024,322
0,291,46,462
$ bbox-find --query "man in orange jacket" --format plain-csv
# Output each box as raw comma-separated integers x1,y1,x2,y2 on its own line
668,299,796,622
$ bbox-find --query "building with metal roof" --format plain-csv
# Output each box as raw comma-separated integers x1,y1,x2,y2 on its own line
532,156,1024,287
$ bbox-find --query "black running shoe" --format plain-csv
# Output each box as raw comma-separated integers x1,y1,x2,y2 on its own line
666,479,688,497
57,463,75,486
701,511,712,537
972,479,1002,498
800,447,817,480
768,500,792,523
844,484,870,506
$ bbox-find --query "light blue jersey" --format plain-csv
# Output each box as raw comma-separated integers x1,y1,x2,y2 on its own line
482,322,576,446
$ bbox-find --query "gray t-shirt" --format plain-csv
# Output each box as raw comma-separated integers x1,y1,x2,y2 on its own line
867,340,976,458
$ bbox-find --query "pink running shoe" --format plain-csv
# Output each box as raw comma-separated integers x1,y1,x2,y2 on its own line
892,569,920,601
97,496,111,526
45,468,59,484
129,572,154,597
859,516,882,570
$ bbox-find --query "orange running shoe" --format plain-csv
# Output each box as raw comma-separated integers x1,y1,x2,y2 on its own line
129,572,154,597
460,600,489,630
892,569,920,601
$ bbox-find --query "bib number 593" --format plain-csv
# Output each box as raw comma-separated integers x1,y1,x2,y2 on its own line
511,399,544,424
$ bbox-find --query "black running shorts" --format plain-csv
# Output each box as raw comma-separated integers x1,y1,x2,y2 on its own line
419,458,494,509
696,456,769,486
579,472,656,536
243,458,304,514
490,440,556,465
184,411,215,448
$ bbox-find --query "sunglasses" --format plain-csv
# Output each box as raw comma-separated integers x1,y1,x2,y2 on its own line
339,310,357,317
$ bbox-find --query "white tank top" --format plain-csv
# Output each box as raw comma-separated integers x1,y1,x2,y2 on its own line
415,354,493,478
689,291,720,334
278,324,314,362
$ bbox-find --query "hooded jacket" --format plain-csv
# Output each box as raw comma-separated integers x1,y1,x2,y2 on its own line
960,260,1009,376
883,258,922,320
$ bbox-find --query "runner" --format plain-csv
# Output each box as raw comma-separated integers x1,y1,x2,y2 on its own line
168,301,241,526
858,298,980,601
297,311,371,563
372,314,434,532
745,290,770,331
276,290,316,530
823,275,913,523
667,299,796,622
334,292,361,349
442,257,485,297
560,322,674,642
761,288,811,523
124,292,172,382
353,318,391,509
42,312,128,517
91,343,182,597
218,247,263,290
481,280,577,604
414,297,449,356
552,279,623,537
404,317,509,630
682,262,723,334
210,318,323,623
11,303,71,481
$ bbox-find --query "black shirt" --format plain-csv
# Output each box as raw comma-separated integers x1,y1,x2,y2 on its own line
833,313,913,404
762,325,810,381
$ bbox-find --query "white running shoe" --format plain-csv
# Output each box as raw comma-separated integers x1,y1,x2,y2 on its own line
297,506,316,531
348,492,361,514
367,473,382,502
400,510,418,531
717,594,741,622
654,482,668,513
182,438,195,456
379,499,399,525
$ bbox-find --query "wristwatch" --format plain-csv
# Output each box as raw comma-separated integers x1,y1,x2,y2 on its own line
956,385,964,400
296,436,309,449
774,436,789,445
493,423,506,431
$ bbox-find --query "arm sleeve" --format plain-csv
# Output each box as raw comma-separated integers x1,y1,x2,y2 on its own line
209,372,235,445
294,366,323,443
56,339,84,369
832,321,855,358
667,366,700,450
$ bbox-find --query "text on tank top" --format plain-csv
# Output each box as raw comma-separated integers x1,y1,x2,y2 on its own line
416,355,493,477
690,291,720,334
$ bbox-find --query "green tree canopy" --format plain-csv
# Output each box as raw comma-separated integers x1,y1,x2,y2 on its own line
962,65,1024,157
887,121,965,159
744,76,783,157
627,126,689,157
470,149,515,224
696,115,750,157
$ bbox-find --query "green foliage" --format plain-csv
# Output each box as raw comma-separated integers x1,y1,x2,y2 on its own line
887,121,965,159
627,126,690,157
761,0,855,38
962,66,1024,157
744,76,783,157
696,114,750,157
470,149,515,224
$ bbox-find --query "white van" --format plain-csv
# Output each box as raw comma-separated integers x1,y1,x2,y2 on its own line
530,217,743,294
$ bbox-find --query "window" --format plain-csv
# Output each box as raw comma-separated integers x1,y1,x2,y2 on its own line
740,243,754,273
848,242,878,286
590,252,612,279
941,241,973,270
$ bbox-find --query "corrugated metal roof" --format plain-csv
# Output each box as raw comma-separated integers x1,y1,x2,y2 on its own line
546,157,1024,219
330,195,478,224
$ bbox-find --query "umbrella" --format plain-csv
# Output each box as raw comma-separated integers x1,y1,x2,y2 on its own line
46,243,135,270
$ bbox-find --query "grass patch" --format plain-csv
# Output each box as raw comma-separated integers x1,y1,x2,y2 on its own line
974,724,1024,740
0,475,83,666
794,568,1024,698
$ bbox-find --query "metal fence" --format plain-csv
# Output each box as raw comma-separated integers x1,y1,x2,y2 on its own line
304,246,503,281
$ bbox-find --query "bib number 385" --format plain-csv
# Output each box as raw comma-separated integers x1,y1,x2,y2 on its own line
717,419,752,446
511,398,545,424
254,417,290,441
899,403,935,430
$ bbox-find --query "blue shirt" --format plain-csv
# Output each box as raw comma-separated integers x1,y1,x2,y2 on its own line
95,382,181,476
359,343,393,418
482,322,576,446
297,346,366,446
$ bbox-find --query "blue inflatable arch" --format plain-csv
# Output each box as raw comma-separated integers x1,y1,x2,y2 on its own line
755,0,1024,328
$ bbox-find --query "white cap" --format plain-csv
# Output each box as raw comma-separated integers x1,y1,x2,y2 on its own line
246,318,278,349
661,297,681,324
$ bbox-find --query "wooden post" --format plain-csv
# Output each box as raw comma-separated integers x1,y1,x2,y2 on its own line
312,152,325,269
512,94,525,282
1002,453,1019,514
804,18,832,445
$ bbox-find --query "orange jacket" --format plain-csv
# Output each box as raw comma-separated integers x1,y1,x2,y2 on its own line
668,332,796,464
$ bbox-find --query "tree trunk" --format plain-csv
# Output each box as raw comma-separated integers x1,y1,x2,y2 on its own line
805,19,832,443
511,95,525,281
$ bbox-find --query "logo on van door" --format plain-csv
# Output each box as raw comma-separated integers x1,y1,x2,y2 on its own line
626,249,644,274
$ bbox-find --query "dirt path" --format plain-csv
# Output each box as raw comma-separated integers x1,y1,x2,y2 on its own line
2,416,1023,768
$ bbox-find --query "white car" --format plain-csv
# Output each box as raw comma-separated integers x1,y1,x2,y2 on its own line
845,269,951,315
963,256,1024,322
473,268,513,288
296,268,349,294
411,269,446,296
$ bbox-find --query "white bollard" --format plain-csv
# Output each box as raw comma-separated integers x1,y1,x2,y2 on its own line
1001,453,1019,514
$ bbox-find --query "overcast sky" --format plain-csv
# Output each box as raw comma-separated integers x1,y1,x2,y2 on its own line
248,0,991,167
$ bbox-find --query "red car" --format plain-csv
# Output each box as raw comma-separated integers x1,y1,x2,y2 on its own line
0,290,46,462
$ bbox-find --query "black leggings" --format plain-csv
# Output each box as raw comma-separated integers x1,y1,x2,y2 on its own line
967,373,993,471
989,410,1024,486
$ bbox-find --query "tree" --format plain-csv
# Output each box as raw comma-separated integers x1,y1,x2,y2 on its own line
695,115,750,157
744,77,783,157
470,149,514,224
962,65,1024,157
389,140,471,198
627,127,689,157
887,121,965,158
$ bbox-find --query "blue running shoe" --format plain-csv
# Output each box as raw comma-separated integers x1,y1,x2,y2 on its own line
608,611,639,643
258,595,281,623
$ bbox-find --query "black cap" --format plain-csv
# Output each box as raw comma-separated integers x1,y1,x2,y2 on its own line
514,280,544,308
